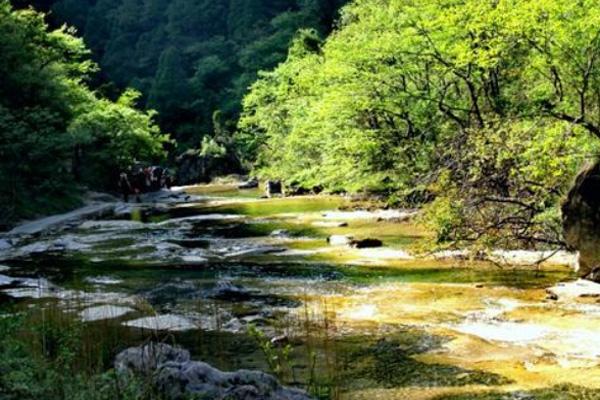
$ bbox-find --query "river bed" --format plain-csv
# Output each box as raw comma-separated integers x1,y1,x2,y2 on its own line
1,185,599,399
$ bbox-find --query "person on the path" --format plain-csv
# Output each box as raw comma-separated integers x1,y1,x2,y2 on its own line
118,172,131,202
133,167,146,202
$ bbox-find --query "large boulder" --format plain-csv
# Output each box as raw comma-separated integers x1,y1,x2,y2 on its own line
265,180,282,198
563,162,600,280
115,343,313,400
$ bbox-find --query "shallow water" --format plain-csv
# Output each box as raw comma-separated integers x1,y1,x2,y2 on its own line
2,185,600,399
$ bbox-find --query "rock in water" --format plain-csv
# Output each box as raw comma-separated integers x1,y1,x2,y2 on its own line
563,162,600,279
115,343,314,400
265,180,282,198
350,238,383,248
327,235,354,246
238,177,259,189
207,280,252,301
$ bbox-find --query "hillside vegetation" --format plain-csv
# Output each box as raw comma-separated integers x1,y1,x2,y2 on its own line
238,0,600,248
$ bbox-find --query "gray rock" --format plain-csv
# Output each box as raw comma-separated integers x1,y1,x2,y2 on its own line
123,314,197,332
327,235,354,246
563,162,600,279
208,280,252,301
238,178,259,189
116,343,313,400
115,343,191,374
0,239,12,251
80,305,134,322
0,274,15,286
269,229,290,238
265,180,282,198
225,246,286,258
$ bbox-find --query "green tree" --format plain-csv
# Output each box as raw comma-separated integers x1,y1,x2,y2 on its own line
0,0,167,227
238,0,600,249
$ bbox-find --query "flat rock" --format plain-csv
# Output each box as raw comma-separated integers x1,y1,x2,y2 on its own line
207,280,252,301
85,276,123,285
79,220,145,230
80,305,134,322
180,255,208,263
158,214,240,226
8,203,114,236
0,274,15,286
356,247,414,260
327,235,354,246
123,314,197,331
225,246,286,258
0,239,12,251
311,221,348,228
546,279,600,300
489,250,578,267
322,209,417,221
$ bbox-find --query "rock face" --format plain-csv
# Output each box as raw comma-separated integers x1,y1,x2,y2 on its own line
563,162,600,279
115,343,313,400
175,149,238,185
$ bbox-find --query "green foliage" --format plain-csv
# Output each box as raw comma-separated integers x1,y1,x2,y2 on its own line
0,1,167,227
247,325,293,382
0,309,153,400
239,0,600,248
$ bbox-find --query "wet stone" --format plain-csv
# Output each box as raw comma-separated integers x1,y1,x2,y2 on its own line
123,314,197,331
80,305,135,322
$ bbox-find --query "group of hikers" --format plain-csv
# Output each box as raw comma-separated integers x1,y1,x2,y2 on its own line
118,165,173,202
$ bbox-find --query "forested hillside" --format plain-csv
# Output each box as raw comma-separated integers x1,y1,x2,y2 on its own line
0,0,167,227
17,0,345,149
238,0,600,249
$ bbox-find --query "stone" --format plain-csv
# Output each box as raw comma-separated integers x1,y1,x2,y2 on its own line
225,246,286,258
208,280,252,301
327,235,354,246
8,203,114,236
238,178,259,189
80,305,134,322
322,209,417,221
0,239,12,251
265,180,282,198
123,314,197,331
0,274,15,286
115,343,314,400
115,342,191,374
350,238,383,248
269,229,290,238
311,221,348,228
546,279,600,300
85,276,123,285
563,162,600,279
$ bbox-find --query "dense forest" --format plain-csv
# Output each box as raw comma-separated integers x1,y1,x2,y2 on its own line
15,0,346,149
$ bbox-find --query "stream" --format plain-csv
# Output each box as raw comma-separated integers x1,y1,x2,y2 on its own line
1,185,600,399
